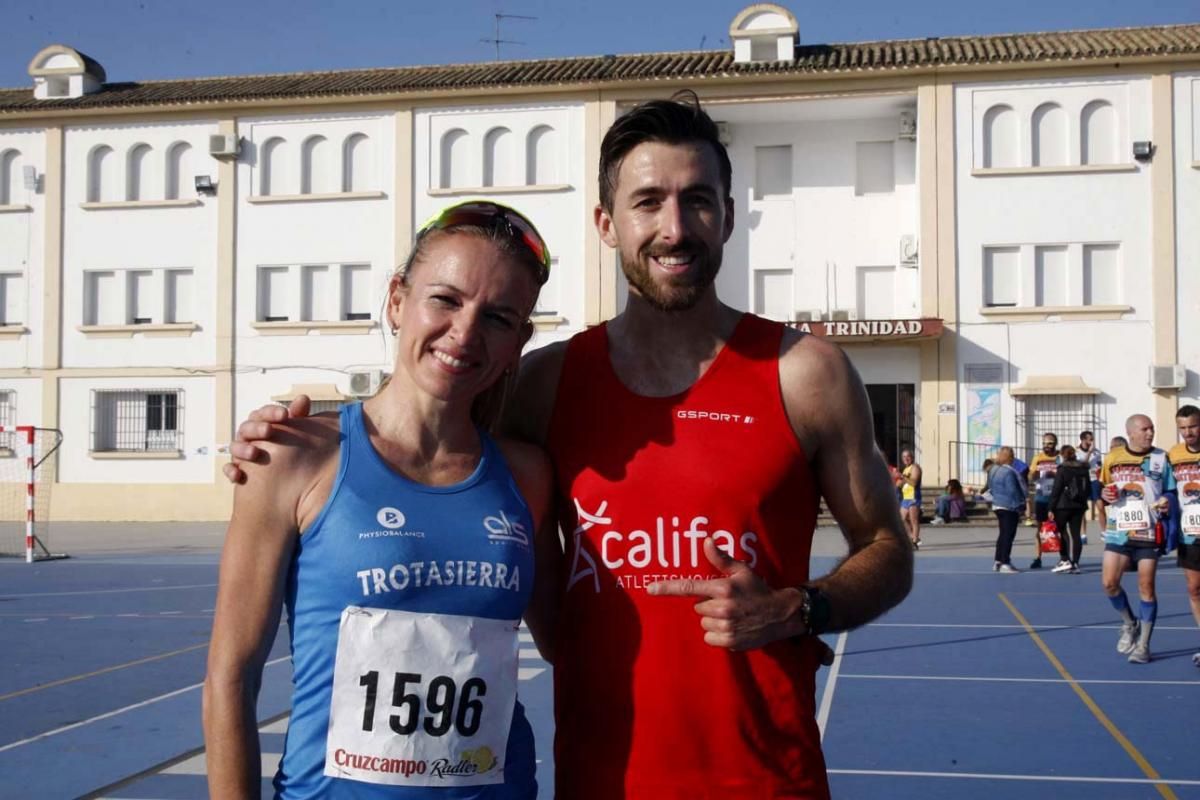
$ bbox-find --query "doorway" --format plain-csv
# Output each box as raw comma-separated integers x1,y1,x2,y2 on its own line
866,383,916,468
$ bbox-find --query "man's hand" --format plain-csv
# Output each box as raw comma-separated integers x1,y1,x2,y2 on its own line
1101,484,1118,504
221,395,311,484
647,538,805,651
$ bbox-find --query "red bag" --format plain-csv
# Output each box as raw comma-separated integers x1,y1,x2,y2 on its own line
1038,521,1062,553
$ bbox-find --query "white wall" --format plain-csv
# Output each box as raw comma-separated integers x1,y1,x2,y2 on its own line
236,112,396,373
1176,71,1200,407
61,121,220,368
57,375,216,483
0,377,44,428
718,117,920,321
414,102,588,351
0,128,46,370
955,75,1155,445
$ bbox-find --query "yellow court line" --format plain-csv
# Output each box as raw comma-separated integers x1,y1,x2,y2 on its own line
998,593,1178,800
0,642,208,703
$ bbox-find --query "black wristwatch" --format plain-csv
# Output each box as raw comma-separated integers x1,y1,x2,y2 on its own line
797,585,832,636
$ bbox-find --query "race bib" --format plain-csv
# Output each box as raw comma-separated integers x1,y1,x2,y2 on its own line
1113,497,1152,538
1182,504,1200,536
325,607,518,787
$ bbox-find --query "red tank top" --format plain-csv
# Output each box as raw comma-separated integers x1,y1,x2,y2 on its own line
547,314,829,799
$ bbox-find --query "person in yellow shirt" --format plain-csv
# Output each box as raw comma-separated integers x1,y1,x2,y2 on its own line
896,449,922,550
1027,433,1061,569
1169,404,1200,668
1099,415,1174,664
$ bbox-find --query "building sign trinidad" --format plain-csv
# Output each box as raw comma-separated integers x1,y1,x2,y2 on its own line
785,318,945,343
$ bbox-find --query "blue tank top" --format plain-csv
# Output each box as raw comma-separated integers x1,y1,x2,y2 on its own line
274,403,537,799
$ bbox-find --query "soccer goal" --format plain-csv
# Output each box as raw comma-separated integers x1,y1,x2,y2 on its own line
0,426,66,562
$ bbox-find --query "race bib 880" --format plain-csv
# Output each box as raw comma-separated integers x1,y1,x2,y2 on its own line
325,607,519,787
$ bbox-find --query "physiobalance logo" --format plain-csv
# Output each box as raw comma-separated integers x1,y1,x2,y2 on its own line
567,497,760,593
377,507,406,528
357,507,425,541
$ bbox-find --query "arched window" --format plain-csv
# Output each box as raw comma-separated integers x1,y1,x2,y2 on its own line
126,143,153,201
982,105,1019,168
482,127,516,187
88,145,116,202
301,135,333,194
1031,103,1068,167
260,137,288,196
164,142,192,200
439,128,470,189
1081,100,1118,165
342,133,371,192
0,150,20,205
525,125,557,185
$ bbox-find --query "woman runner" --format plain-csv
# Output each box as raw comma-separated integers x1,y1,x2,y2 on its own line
203,201,558,799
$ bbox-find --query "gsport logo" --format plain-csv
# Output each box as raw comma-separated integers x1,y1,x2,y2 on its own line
376,507,406,529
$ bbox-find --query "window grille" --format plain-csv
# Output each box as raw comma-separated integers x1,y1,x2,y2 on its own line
0,390,14,450
90,389,184,452
1015,394,1105,456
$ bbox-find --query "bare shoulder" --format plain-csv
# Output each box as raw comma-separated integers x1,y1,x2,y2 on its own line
504,339,570,445
777,330,865,456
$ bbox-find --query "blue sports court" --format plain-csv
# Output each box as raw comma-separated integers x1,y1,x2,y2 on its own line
1,525,1197,799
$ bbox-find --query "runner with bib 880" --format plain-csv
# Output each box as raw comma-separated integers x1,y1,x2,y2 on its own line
1099,414,1176,664
203,202,560,798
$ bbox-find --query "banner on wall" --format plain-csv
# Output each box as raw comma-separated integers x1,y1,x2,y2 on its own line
966,385,1001,472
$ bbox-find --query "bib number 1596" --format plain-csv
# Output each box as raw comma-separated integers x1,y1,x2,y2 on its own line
358,671,486,737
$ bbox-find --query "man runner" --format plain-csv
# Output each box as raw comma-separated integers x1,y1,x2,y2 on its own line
1169,404,1200,667
1099,414,1174,664
229,93,914,798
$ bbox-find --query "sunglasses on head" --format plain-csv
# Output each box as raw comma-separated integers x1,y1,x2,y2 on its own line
416,201,551,285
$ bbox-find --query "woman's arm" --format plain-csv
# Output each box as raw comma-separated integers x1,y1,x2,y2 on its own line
1049,470,1066,510
204,420,334,798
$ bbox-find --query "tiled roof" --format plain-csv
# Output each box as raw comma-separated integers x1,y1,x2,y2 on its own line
1,22,1197,114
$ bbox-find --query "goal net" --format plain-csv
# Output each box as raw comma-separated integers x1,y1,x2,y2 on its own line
0,427,65,562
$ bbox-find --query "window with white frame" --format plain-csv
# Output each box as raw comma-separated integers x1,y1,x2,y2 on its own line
0,272,23,325
983,247,1020,307
1083,244,1120,305
256,263,375,323
0,390,14,451
84,268,194,326
91,389,184,453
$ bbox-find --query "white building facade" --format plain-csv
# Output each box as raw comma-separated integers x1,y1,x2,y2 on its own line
0,7,1197,520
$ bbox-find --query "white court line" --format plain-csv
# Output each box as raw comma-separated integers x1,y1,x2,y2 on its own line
0,583,217,599
828,768,1200,787
519,647,540,658
815,632,848,742
840,673,1200,686
870,622,1194,631
0,655,291,754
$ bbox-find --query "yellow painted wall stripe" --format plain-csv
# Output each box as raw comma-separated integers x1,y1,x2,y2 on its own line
998,592,1177,800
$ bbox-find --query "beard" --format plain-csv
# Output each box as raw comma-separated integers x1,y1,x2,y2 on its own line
619,240,722,313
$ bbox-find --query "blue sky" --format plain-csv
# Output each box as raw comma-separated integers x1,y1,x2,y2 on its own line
1,0,1197,89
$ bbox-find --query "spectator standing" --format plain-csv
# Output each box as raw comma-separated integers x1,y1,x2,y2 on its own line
1028,433,1062,568
1078,431,1103,539
1049,445,1090,573
986,447,1027,573
897,450,923,549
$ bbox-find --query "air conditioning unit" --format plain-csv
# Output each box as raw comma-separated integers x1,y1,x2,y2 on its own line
208,134,242,158
898,110,917,141
899,234,919,266
794,309,824,322
1148,364,1186,390
829,309,857,322
348,369,385,397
